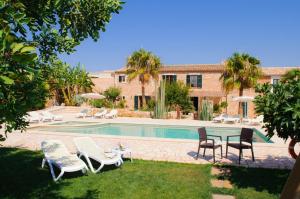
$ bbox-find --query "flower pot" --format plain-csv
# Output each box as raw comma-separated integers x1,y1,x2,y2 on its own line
288,139,299,159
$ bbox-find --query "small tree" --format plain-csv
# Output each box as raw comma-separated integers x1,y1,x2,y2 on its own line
104,87,121,107
254,79,300,158
165,81,193,119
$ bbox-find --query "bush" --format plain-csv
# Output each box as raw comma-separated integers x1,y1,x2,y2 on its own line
199,100,213,121
90,99,113,108
117,99,126,108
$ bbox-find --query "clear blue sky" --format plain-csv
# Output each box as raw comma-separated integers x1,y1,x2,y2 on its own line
59,0,300,72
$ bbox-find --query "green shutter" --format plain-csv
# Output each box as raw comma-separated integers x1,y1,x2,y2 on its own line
173,75,177,82
197,75,202,88
186,75,190,85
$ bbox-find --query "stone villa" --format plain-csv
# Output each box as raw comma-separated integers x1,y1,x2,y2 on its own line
91,64,299,118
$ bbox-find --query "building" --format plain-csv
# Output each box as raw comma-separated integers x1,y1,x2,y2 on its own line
90,64,299,118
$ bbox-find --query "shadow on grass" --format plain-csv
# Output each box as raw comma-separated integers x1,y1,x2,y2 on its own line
218,164,290,195
0,147,79,199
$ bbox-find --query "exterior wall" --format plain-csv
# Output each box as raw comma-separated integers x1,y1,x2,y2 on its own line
91,66,299,117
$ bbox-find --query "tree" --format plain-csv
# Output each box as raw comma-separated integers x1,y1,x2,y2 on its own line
165,81,194,119
254,79,300,157
220,53,262,114
0,0,122,135
281,69,300,83
47,59,94,106
126,49,162,108
104,87,121,107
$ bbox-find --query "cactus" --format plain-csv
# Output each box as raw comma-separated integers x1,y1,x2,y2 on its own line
153,80,167,119
199,100,213,121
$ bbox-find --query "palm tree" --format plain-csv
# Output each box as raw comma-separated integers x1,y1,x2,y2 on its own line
126,49,162,109
220,53,262,114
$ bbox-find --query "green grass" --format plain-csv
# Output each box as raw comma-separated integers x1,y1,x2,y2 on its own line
0,148,290,199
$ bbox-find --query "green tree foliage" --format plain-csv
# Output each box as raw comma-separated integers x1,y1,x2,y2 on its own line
254,80,300,141
281,69,300,83
47,59,94,106
165,81,194,116
220,53,262,114
0,0,123,135
104,87,121,106
126,49,162,108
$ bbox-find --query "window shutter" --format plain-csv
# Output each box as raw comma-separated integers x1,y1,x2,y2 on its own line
186,75,190,86
173,75,177,82
119,76,121,82
162,75,166,80
197,75,202,88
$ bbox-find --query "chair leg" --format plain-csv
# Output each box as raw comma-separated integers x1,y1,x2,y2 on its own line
196,144,201,159
213,148,215,163
41,158,46,168
220,146,223,158
95,163,105,173
203,148,206,157
251,147,255,162
225,144,228,158
238,149,242,164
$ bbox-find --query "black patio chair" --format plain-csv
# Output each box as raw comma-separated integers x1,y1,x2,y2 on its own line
225,128,255,164
196,127,222,163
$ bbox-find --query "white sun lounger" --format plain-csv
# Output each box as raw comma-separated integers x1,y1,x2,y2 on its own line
41,140,88,182
73,137,123,173
223,115,240,123
212,114,228,123
41,111,63,121
105,109,118,119
76,109,89,118
249,115,264,125
25,112,40,123
94,109,108,118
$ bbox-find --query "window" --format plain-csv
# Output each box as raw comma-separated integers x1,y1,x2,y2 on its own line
162,75,177,83
186,75,202,88
119,75,126,83
272,78,280,85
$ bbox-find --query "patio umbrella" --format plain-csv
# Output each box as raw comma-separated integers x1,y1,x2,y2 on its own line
80,93,105,99
232,96,254,102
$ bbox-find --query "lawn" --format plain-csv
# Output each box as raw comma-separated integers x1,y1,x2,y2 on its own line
0,147,290,199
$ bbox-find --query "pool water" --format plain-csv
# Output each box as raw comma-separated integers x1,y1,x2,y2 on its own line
33,122,272,143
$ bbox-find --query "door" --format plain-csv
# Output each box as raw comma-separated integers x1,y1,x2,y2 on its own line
190,97,199,111
134,96,138,110
242,102,248,118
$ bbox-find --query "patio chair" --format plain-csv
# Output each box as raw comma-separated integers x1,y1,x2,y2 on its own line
196,127,222,163
212,114,228,123
73,137,123,173
76,109,89,118
223,115,240,123
41,111,63,121
41,140,88,182
94,108,108,118
25,112,41,123
105,109,118,119
225,128,255,164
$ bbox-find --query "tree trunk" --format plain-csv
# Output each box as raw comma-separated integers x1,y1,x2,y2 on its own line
141,83,146,109
225,94,228,114
238,87,243,115
176,105,181,119
280,152,300,199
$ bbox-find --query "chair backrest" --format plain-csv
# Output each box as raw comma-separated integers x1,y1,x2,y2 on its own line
198,127,207,142
240,128,253,143
73,137,100,155
41,140,69,158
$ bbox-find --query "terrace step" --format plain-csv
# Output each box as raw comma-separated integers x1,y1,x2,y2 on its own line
211,179,233,189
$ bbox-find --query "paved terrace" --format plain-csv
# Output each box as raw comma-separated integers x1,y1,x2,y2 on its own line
1,113,297,169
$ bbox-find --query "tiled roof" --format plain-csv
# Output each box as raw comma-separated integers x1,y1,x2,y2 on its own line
261,67,300,76
114,65,300,76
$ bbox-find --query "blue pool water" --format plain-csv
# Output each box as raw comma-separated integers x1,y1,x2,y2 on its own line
32,122,272,143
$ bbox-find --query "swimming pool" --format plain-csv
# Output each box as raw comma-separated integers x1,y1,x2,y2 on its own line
32,122,272,143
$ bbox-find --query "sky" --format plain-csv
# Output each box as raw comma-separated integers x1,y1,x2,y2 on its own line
59,0,300,72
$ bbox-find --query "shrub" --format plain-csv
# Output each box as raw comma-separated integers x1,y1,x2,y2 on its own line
199,100,213,121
